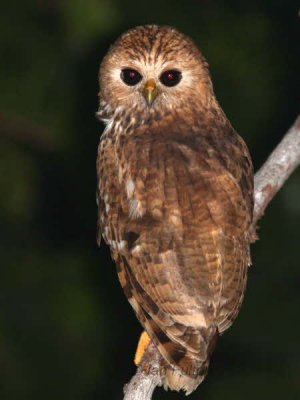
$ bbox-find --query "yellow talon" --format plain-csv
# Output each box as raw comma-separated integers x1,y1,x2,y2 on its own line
134,331,151,366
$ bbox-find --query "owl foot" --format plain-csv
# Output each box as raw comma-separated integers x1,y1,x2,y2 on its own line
134,330,151,366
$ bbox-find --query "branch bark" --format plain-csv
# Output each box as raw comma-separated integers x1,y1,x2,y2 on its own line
123,343,162,400
123,115,300,400
253,115,300,224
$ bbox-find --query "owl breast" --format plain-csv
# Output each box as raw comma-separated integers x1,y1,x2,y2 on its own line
99,120,251,319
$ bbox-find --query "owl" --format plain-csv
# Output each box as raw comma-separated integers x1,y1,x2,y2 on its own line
96,25,253,394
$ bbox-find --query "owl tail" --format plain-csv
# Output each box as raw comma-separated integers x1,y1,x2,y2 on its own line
159,331,218,395
143,314,219,395
160,358,209,395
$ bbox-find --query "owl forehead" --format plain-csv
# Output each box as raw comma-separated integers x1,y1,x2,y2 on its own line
109,25,202,72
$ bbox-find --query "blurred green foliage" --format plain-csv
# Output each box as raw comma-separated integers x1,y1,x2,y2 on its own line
0,1,300,399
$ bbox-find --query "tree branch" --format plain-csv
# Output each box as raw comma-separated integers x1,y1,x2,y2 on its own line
123,343,162,400
123,115,300,400
253,115,300,224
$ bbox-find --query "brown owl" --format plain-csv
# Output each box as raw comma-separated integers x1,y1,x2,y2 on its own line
96,25,253,395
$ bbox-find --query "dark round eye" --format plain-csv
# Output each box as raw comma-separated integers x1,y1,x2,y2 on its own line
120,68,142,86
159,70,182,87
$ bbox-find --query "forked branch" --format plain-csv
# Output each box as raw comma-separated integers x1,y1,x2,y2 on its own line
123,115,300,400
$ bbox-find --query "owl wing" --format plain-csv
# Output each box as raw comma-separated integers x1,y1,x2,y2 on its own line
98,129,253,375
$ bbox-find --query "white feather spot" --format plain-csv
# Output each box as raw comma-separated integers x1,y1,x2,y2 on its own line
174,312,208,328
132,245,142,256
107,239,116,249
129,199,145,219
169,214,181,226
103,118,113,132
126,179,135,198
128,296,139,310
117,240,126,251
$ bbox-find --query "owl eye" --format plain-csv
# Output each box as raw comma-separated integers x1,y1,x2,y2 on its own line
159,70,182,87
121,68,142,86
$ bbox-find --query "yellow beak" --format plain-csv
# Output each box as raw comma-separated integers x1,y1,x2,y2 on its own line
143,79,158,106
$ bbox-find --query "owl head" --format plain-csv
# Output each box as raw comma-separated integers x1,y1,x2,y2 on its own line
98,25,214,121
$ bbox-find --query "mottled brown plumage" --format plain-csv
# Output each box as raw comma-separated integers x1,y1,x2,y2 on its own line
96,25,253,394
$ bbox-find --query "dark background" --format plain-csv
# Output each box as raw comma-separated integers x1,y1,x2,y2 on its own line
1,1,300,399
